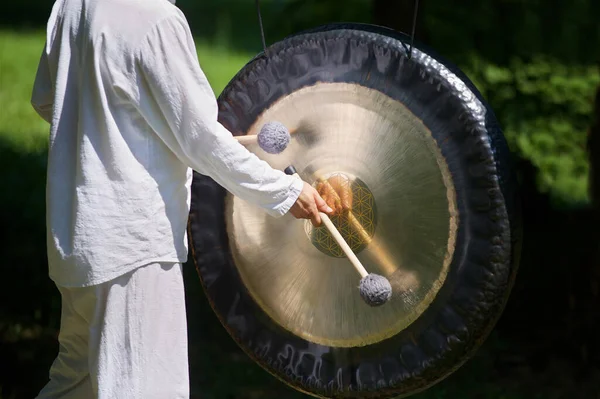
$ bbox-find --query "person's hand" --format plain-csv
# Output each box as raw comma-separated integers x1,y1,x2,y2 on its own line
316,175,353,215
289,182,334,226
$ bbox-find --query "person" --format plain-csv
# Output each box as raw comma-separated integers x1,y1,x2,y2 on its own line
31,0,333,397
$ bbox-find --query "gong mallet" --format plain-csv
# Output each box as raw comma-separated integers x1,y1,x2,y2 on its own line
234,121,291,154
284,165,392,307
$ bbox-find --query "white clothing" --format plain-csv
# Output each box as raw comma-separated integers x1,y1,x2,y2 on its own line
31,0,303,288
36,262,189,399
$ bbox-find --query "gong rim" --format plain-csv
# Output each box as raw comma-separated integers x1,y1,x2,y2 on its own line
188,23,522,399
225,81,459,348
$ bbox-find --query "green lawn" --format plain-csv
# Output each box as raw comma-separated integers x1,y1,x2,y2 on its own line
0,30,252,150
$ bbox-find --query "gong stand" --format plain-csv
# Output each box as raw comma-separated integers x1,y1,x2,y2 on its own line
187,23,522,399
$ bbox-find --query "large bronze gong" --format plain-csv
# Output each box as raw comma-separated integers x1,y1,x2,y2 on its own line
188,23,521,398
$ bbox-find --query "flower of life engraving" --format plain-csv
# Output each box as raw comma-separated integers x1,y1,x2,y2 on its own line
305,173,377,257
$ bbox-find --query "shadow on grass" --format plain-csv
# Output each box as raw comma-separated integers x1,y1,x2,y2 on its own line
0,136,59,399
0,135,598,399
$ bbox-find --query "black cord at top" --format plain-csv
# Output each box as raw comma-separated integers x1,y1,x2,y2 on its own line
401,0,420,59
255,0,268,55
409,0,419,59
256,0,420,60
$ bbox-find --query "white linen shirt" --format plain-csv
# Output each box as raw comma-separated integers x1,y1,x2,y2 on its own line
31,0,303,287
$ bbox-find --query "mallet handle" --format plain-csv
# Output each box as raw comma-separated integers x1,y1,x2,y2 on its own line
285,166,369,279
319,213,369,278
235,135,256,145
313,175,397,275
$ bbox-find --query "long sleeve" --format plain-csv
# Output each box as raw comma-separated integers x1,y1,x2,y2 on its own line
133,12,302,217
31,44,54,124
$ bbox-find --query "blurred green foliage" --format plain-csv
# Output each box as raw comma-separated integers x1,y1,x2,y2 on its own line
416,0,600,206
462,56,599,205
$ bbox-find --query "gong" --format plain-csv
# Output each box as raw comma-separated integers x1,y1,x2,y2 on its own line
188,23,521,398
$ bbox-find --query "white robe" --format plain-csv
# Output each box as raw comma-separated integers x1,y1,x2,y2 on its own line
31,0,303,288
36,262,190,399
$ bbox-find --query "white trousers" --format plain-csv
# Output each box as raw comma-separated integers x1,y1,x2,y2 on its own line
36,262,189,399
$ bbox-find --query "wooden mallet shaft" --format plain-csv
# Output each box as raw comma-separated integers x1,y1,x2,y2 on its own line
319,213,369,278
234,135,257,146
313,176,398,275
285,166,369,279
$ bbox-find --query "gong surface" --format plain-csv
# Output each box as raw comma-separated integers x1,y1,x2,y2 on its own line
188,23,522,399
227,82,458,347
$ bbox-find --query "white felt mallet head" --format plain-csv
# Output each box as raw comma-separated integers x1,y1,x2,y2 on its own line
257,121,291,154
359,274,393,306
235,121,291,153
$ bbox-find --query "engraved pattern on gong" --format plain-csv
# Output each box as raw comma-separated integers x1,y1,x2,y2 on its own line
305,173,377,257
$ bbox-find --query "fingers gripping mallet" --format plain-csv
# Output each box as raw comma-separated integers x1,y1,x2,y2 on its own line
284,165,393,307
235,121,291,154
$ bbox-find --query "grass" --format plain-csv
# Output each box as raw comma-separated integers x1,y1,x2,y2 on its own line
0,31,50,151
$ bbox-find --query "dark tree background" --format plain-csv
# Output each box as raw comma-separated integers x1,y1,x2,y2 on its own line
1,0,599,398
372,0,427,39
